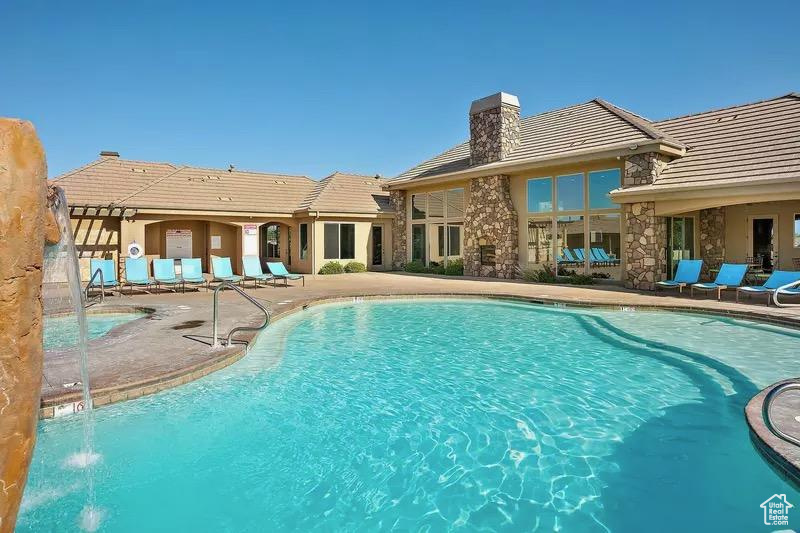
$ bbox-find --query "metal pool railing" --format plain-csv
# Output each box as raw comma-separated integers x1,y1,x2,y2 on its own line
773,279,800,307
84,267,105,306
762,381,800,447
212,281,271,348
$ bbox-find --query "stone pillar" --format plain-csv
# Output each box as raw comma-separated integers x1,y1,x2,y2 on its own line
469,93,520,165
699,207,726,278
622,152,670,290
0,118,57,531
389,190,407,270
463,175,519,278
623,202,667,290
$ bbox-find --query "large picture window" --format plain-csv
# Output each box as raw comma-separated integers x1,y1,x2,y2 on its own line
408,188,464,266
526,168,622,279
323,223,355,260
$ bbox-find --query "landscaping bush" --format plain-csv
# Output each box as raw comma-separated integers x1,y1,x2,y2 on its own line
444,258,464,276
522,264,594,285
522,265,557,283
318,261,344,275
429,264,446,275
566,274,595,285
404,260,427,273
344,261,367,273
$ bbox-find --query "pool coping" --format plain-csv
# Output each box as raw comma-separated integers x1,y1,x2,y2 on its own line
39,291,800,419
745,379,800,487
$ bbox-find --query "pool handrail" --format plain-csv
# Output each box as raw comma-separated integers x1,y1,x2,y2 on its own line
84,267,105,305
212,280,271,348
773,278,800,307
762,381,800,447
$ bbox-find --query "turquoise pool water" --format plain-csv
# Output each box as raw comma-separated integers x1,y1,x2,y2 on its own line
20,300,800,531
43,313,143,351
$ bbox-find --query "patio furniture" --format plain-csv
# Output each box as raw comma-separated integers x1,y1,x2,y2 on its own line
736,271,800,305
123,257,154,294
655,259,703,294
88,258,120,296
180,258,209,292
266,262,305,286
690,263,748,300
242,255,275,288
211,257,243,286
153,258,184,293
593,248,619,265
558,248,579,265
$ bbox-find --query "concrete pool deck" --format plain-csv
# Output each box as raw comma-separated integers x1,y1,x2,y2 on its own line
42,272,800,418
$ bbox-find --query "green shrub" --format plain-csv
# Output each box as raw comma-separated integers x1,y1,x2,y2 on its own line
566,274,595,285
318,261,344,275
344,261,367,273
429,264,446,275
404,260,427,273
522,264,557,283
444,258,464,276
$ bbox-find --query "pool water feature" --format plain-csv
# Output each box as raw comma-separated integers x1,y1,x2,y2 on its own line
44,313,142,351
20,300,800,531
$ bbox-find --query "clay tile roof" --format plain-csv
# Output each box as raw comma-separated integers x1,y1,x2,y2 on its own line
53,157,317,213
392,99,679,182
649,93,800,189
297,172,391,213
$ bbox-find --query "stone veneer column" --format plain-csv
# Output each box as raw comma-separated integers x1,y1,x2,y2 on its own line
623,202,667,290
463,175,519,278
389,190,407,270
699,207,726,278
622,152,669,290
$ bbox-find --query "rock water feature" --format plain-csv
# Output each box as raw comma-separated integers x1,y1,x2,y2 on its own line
0,118,59,531
45,188,103,531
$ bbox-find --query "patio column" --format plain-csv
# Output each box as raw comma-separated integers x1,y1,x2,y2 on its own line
389,190,407,269
463,174,519,278
622,152,670,290
698,207,725,278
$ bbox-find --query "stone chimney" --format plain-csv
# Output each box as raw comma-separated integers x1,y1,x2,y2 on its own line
469,92,520,166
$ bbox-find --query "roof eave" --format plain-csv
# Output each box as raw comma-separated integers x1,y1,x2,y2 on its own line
609,174,800,202
386,140,685,190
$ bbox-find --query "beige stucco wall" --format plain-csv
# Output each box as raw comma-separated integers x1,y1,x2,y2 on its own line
724,200,800,269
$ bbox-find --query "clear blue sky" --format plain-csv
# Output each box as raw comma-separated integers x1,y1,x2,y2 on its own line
2,0,798,180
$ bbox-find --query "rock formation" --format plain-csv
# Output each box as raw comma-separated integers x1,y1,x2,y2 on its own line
0,118,58,532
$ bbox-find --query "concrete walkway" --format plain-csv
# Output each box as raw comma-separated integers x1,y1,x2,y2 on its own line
41,272,800,417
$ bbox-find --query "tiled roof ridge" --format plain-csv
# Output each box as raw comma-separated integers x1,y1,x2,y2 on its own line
298,174,335,210
51,157,114,181
593,99,685,148
655,92,798,123
116,165,189,205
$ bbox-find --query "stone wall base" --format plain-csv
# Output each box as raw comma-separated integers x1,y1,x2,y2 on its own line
463,175,519,278
624,201,667,290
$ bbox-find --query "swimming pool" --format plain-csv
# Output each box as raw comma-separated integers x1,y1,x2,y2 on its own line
20,300,800,531
43,313,143,351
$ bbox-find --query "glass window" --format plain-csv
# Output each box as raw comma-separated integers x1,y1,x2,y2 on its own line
323,223,339,260
795,214,800,248
446,189,465,218
411,224,426,263
448,224,462,257
436,225,445,258
557,174,584,211
371,226,383,266
527,178,552,213
589,214,621,280
527,217,553,269
340,224,355,260
588,169,621,209
299,223,308,260
428,191,444,218
557,215,585,272
265,224,280,258
411,194,427,220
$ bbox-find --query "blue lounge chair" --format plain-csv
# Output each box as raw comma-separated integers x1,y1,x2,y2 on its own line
558,248,578,265
123,257,153,294
88,258,120,296
572,248,586,263
691,263,748,300
593,248,620,266
656,259,703,294
153,258,184,293
266,262,304,287
242,256,274,288
211,257,243,286
736,271,800,305
589,248,606,265
180,258,208,292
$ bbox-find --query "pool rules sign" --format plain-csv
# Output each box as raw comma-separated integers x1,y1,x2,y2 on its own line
166,229,192,259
